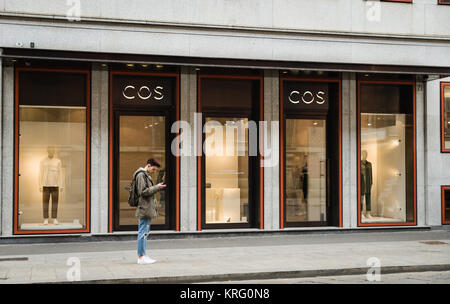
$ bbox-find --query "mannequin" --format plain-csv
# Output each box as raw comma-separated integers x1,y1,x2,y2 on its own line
39,146,63,225
360,150,373,219
301,155,309,204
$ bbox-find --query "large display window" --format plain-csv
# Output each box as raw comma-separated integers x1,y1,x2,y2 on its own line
198,73,263,230
109,70,180,231
443,186,450,225
280,77,342,228
14,67,90,234
357,78,416,226
441,82,450,152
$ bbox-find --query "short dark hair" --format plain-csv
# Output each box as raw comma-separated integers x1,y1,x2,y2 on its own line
147,158,161,167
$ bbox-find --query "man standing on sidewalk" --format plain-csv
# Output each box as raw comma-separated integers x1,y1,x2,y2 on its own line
134,158,166,265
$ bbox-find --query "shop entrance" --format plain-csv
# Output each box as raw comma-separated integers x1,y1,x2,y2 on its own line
113,113,172,230
110,71,179,232
285,118,327,224
281,77,341,228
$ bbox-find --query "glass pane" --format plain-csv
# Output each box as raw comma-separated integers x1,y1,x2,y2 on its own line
360,113,413,223
285,119,327,223
444,85,450,150
18,106,87,230
118,116,166,226
205,117,249,224
445,189,450,223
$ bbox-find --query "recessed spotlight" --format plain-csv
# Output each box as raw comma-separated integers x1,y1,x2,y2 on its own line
155,64,164,69
126,63,134,67
141,64,148,68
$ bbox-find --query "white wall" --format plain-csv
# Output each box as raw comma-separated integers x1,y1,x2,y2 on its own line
425,76,450,226
0,0,449,69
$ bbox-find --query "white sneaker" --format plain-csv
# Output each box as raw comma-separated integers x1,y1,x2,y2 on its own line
53,219,59,225
43,219,48,225
137,257,149,264
143,256,156,264
137,256,156,265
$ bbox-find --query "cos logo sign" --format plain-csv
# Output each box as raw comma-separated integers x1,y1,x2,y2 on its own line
288,90,326,105
122,85,164,101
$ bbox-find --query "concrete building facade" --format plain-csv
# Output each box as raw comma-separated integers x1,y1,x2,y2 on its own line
1,0,449,239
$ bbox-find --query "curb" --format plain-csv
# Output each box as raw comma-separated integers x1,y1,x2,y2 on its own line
0,226,436,245
51,264,450,284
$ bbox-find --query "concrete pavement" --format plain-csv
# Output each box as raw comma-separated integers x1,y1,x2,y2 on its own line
0,230,449,284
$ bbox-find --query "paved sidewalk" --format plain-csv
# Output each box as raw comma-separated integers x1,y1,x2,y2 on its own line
0,230,449,284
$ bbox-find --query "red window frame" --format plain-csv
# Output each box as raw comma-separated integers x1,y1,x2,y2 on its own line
357,79,417,227
196,73,264,231
14,67,91,235
441,82,450,153
443,186,450,225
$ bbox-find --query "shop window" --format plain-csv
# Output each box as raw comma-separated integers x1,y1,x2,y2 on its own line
441,83,450,152
358,80,416,226
15,68,90,234
443,187,450,224
198,74,263,230
439,0,450,5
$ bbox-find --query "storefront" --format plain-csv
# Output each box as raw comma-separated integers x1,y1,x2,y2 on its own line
2,56,450,237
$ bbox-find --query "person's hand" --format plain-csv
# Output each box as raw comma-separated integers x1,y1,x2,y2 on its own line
39,187,43,193
157,183,166,189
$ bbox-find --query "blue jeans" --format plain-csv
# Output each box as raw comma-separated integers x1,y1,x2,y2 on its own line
137,218,151,257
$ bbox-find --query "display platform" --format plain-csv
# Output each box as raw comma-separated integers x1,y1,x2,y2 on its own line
20,222,83,230
361,216,404,224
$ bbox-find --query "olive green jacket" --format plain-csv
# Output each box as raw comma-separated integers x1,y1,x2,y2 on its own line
134,168,160,220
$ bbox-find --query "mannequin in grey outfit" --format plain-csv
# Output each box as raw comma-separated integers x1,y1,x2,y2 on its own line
360,150,373,219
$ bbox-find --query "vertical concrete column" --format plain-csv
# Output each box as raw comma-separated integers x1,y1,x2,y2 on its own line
263,70,280,230
180,67,197,232
425,76,450,226
1,65,13,236
415,80,426,226
90,65,109,234
342,73,358,228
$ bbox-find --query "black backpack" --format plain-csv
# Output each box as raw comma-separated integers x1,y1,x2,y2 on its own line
126,170,147,207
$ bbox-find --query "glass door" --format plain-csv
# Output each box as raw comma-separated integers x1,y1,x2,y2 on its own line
115,114,168,230
285,119,327,225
